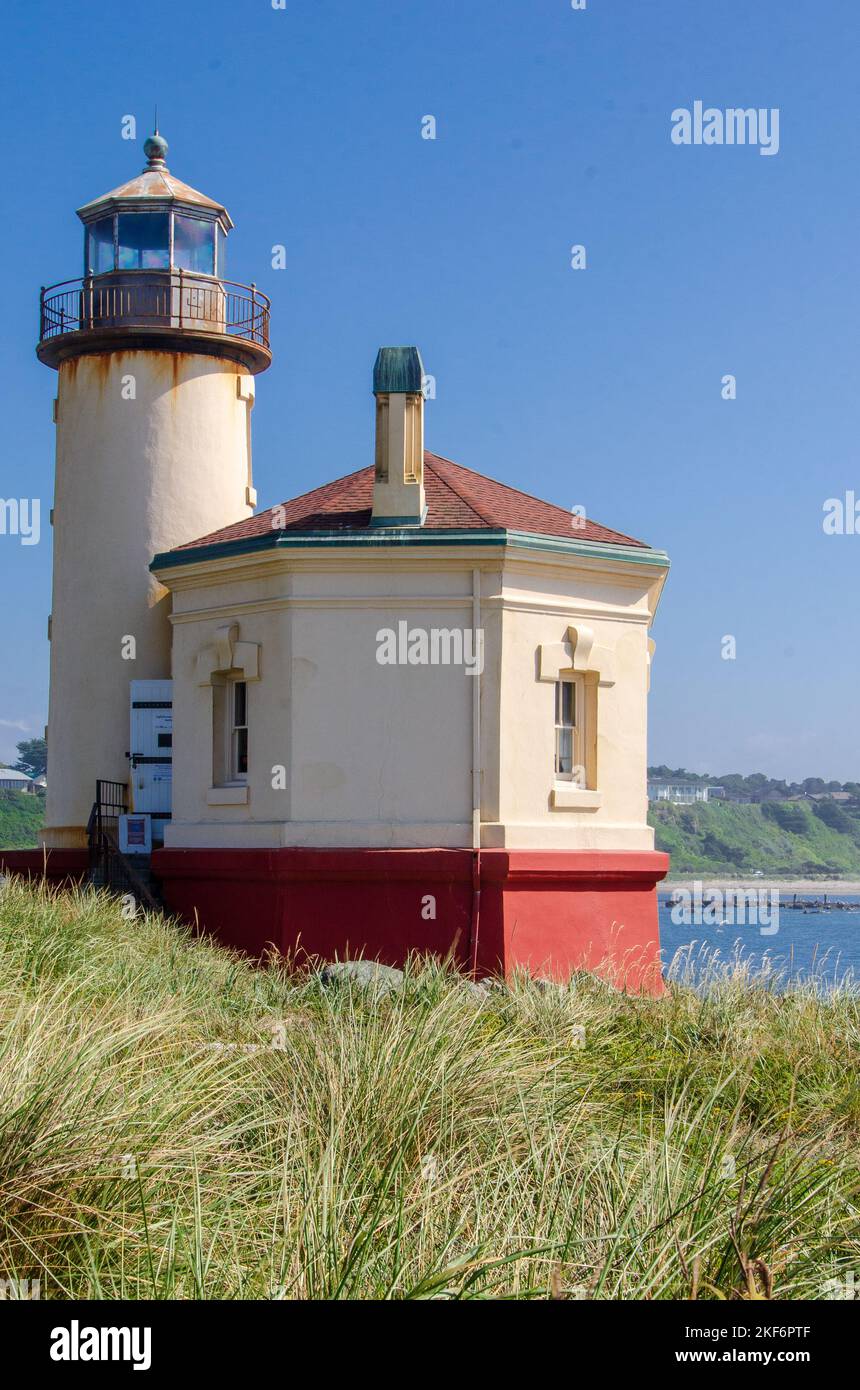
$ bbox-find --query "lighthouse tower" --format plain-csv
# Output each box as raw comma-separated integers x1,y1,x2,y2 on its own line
37,132,271,848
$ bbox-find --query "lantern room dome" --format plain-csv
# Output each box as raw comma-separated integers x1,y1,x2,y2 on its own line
76,133,232,228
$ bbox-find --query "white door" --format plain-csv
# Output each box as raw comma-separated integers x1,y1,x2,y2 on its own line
130,680,172,841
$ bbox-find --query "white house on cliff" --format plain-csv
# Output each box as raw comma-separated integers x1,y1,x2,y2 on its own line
2,134,670,989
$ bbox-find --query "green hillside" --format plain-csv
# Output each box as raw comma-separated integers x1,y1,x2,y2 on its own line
651,800,860,879
0,790,45,848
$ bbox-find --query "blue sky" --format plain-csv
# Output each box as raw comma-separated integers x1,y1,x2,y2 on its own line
1,0,858,779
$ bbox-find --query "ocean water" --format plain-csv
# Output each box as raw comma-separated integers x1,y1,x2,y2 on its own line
658,893,860,991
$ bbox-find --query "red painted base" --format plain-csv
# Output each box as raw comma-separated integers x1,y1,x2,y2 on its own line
152,847,669,995
0,847,90,887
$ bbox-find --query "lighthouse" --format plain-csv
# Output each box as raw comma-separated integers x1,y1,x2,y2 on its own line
3,129,673,991
37,132,271,848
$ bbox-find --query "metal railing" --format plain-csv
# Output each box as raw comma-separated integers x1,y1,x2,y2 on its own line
39,271,270,349
86,779,163,913
87,778,128,881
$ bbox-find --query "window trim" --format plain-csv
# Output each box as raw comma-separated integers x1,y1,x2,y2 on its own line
550,669,600,807
211,672,249,789
539,626,611,811
554,675,584,785
229,678,248,784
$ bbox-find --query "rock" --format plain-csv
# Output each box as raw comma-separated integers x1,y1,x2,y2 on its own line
533,976,570,995
320,960,405,994
461,979,491,1000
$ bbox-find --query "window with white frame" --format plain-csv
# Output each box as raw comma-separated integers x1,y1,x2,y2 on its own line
213,676,249,786
230,680,248,782
554,677,584,785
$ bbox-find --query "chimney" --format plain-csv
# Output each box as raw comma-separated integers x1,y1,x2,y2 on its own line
371,347,426,526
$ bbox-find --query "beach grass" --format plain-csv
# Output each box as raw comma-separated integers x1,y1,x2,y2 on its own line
0,877,858,1300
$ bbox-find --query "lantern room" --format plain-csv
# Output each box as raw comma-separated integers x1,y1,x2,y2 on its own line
37,131,270,373
78,131,230,279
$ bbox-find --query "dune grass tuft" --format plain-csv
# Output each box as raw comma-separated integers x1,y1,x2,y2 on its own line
0,878,858,1299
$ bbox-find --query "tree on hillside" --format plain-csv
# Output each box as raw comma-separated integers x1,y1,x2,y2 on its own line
14,738,47,779
813,799,853,833
763,801,810,833
802,777,826,795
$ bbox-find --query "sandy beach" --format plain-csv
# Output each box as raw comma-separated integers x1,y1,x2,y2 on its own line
663,879,860,895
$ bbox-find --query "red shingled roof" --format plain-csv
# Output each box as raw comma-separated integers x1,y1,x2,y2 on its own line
174,452,648,552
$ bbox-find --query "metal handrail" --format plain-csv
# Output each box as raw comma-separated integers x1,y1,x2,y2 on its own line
87,778,163,913
88,778,127,866
39,272,271,349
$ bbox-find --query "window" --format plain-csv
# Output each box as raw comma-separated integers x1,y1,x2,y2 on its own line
117,212,170,270
216,224,228,279
211,677,249,786
86,216,115,274
554,678,583,784
231,680,248,781
539,629,603,808
174,214,216,275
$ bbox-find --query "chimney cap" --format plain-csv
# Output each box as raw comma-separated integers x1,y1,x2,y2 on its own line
373,346,424,395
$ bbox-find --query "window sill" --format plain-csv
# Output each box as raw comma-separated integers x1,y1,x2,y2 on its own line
550,786,602,810
207,785,249,806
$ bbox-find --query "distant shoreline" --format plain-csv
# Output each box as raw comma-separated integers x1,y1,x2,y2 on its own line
662,878,860,895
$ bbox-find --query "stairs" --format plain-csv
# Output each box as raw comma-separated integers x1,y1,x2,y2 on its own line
88,839,164,914
87,781,165,914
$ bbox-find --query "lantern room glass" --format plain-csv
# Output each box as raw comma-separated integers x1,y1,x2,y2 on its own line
86,217,114,275
174,214,216,275
83,211,226,276
117,212,170,270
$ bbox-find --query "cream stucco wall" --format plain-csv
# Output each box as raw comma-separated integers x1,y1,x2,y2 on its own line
165,556,493,847
43,350,255,846
156,542,665,852
490,557,659,850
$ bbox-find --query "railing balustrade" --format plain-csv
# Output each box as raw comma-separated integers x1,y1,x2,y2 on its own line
39,272,270,350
